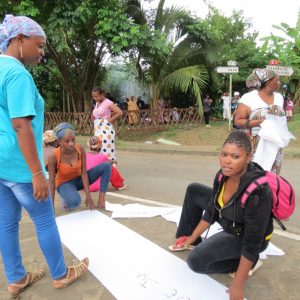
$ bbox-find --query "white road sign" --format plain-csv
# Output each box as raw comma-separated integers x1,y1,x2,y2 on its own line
266,65,294,76
216,66,239,74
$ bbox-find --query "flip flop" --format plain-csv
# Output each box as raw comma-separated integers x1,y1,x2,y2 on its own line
168,244,195,252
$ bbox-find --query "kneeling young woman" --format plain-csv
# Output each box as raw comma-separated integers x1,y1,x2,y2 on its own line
48,123,111,210
170,130,273,300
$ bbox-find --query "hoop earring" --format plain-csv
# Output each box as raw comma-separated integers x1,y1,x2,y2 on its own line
19,45,23,59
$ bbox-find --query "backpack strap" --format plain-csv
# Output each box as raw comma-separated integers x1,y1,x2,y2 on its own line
240,176,268,208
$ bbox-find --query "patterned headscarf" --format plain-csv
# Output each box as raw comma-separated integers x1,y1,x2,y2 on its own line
246,68,277,89
0,14,46,53
53,123,75,140
43,130,57,145
87,136,102,152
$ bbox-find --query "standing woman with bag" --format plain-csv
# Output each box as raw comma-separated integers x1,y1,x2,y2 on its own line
0,15,88,298
92,87,123,161
234,69,285,174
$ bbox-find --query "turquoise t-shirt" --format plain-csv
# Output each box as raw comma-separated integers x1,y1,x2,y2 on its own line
0,55,45,183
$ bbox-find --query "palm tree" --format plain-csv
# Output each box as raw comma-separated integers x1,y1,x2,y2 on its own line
260,12,300,105
124,0,210,111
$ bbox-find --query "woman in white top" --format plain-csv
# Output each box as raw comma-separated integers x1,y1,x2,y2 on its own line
234,68,285,174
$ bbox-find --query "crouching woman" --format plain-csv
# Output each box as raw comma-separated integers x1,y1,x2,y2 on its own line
170,130,273,300
48,123,111,211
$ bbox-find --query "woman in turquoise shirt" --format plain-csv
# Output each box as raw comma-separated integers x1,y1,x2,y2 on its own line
0,15,88,298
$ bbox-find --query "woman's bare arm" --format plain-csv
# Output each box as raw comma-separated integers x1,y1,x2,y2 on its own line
12,117,48,200
234,104,264,128
108,104,123,123
80,146,95,209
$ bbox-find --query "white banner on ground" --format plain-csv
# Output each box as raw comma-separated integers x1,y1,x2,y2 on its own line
56,210,228,300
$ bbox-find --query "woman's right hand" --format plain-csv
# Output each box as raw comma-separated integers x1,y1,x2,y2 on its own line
32,173,49,201
85,197,96,210
173,235,194,249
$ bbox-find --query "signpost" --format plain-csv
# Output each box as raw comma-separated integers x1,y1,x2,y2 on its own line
266,65,294,76
216,62,239,130
215,66,239,74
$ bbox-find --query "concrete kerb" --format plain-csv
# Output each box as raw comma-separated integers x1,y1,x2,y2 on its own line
118,146,219,156
117,145,298,158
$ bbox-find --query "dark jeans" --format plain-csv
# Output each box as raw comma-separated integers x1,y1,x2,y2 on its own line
57,162,111,210
176,183,212,245
204,111,210,125
176,182,269,274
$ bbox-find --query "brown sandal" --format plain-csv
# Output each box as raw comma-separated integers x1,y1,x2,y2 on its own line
53,257,89,289
7,270,45,297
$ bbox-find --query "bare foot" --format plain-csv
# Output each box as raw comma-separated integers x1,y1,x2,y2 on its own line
96,202,105,209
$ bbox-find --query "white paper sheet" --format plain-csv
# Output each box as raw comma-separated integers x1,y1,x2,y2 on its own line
253,115,295,170
160,208,284,259
56,211,228,300
109,202,178,219
253,139,279,171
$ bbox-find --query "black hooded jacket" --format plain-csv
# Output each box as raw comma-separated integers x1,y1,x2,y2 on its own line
202,162,273,262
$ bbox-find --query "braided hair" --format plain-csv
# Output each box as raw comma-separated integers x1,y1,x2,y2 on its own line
223,130,252,155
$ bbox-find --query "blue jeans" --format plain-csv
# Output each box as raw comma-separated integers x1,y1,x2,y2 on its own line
57,162,111,210
0,179,67,283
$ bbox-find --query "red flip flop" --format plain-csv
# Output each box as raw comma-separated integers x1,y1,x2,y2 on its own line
168,236,195,252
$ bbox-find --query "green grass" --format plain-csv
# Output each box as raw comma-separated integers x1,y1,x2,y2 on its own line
76,113,300,156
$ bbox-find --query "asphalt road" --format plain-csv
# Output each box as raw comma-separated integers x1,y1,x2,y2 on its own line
116,151,300,234
0,150,299,300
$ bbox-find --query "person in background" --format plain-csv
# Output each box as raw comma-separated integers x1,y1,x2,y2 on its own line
169,130,273,300
0,15,88,298
234,68,285,174
43,130,60,170
47,123,111,210
221,92,231,120
92,87,123,161
127,96,139,125
137,96,145,110
202,95,213,128
86,136,129,191
285,95,294,121
171,107,180,123
232,92,240,114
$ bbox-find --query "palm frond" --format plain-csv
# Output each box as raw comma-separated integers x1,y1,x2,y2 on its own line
124,0,147,25
160,65,208,114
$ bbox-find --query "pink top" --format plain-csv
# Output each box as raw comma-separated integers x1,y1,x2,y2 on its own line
286,100,293,111
86,152,108,192
92,98,113,119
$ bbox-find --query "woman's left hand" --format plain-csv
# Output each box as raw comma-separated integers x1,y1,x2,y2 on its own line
85,197,96,210
228,283,244,300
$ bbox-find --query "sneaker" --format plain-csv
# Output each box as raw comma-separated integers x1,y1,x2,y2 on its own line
206,125,211,128
117,183,130,191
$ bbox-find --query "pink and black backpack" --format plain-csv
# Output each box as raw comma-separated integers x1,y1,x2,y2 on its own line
218,172,295,231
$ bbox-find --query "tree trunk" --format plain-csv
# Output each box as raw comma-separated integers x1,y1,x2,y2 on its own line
150,83,160,109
